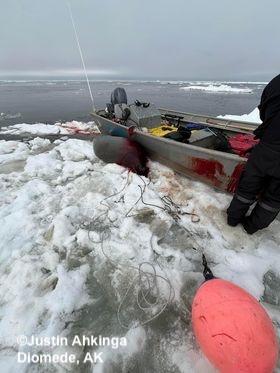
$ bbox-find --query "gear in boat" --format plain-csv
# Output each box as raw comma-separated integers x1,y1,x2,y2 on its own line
99,87,258,158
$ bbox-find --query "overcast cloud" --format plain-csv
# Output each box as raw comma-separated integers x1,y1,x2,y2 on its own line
0,0,279,80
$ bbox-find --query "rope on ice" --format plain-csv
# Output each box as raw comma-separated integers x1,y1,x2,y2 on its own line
82,171,200,329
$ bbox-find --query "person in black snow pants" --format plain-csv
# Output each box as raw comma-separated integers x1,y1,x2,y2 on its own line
227,74,280,234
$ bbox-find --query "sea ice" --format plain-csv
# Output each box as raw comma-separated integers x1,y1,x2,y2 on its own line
218,107,261,123
180,84,252,94
0,114,279,372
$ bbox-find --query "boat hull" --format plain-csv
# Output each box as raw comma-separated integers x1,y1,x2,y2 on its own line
91,112,247,193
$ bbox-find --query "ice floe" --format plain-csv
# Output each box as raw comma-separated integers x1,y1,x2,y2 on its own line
0,112,22,121
0,120,99,136
218,107,261,123
180,84,253,94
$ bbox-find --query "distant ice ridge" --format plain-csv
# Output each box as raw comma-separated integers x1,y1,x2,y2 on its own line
219,107,261,123
180,84,253,94
0,79,268,85
159,80,267,86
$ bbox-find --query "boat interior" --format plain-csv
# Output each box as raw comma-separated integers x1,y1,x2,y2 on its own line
96,87,258,157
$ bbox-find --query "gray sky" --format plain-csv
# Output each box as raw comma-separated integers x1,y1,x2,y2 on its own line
0,0,279,80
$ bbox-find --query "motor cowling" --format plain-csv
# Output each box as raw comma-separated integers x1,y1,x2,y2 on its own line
111,87,128,106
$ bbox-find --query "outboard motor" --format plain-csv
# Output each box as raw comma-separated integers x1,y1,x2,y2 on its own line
111,87,128,106
106,87,161,128
106,87,129,120
106,87,128,115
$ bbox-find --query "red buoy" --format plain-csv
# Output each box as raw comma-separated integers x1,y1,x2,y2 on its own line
192,279,278,373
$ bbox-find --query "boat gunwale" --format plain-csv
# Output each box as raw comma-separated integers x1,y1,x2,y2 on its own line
159,107,259,128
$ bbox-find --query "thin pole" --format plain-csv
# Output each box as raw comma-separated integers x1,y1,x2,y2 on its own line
67,1,96,112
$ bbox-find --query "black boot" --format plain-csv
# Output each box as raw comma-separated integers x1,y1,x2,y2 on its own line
246,202,279,232
227,194,254,227
241,217,259,235
227,216,240,227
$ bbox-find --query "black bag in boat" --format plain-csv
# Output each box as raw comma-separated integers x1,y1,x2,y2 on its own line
163,126,191,143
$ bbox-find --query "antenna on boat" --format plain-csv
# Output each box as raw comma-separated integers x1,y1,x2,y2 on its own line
66,1,96,112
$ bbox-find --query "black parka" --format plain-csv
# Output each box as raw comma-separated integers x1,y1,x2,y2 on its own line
255,74,280,145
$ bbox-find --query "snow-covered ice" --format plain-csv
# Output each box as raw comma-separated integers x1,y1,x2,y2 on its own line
0,120,99,136
180,84,252,94
218,107,262,123
0,113,279,372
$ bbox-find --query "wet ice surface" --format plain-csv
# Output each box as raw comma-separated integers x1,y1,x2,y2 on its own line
0,120,279,373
